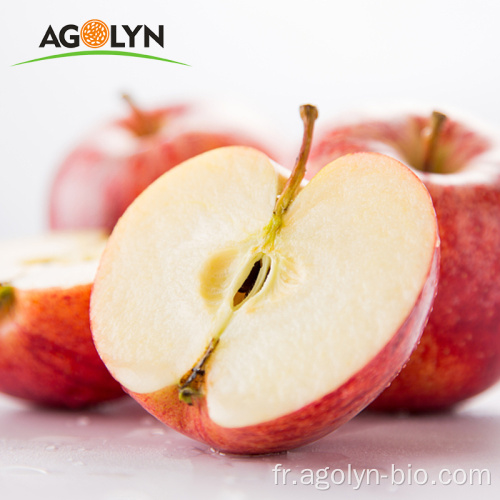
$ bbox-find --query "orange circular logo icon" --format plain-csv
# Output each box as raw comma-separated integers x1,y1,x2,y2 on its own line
80,19,109,48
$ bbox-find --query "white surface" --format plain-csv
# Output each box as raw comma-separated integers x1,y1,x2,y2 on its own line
1,387,500,499
3,1,500,238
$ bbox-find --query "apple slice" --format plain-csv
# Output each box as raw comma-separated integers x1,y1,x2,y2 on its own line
0,231,124,408
91,106,439,454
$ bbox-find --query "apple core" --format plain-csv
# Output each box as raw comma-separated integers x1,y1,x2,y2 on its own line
178,105,318,404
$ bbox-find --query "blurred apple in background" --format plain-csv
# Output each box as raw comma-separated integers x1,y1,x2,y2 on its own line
49,95,279,231
308,109,500,411
0,231,124,408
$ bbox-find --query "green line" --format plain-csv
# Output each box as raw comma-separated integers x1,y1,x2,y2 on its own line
12,50,190,67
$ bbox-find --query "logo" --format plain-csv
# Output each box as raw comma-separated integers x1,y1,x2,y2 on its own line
13,20,189,67
80,20,109,48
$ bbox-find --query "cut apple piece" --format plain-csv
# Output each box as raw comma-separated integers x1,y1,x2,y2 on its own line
0,231,124,408
91,106,439,454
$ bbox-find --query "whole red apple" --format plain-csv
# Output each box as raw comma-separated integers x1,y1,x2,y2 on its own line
0,231,124,408
49,96,277,231
309,109,500,411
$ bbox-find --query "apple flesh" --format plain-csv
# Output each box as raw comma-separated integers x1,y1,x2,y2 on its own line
49,98,277,232
91,106,439,453
0,231,124,408
309,110,500,411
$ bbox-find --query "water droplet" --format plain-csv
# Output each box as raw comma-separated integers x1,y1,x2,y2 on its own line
150,428,165,436
76,416,90,426
210,447,226,456
66,457,84,466
1,466,48,476
125,428,157,439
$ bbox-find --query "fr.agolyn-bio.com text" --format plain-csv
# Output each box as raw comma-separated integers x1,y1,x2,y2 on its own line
272,463,491,490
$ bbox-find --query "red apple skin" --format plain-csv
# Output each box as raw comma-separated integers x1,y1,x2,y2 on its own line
371,182,500,411
0,285,124,408
49,105,276,232
124,250,439,454
309,114,500,411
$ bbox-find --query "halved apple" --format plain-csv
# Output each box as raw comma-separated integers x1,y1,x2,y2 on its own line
91,106,439,454
0,231,124,408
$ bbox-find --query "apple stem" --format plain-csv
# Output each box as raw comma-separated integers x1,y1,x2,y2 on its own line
122,93,161,137
263,105,318,249
422,110,447,173
0,285,14,319
275,105,318,216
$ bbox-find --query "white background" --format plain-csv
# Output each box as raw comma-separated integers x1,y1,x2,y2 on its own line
1,2,500,499
2,0,500,238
